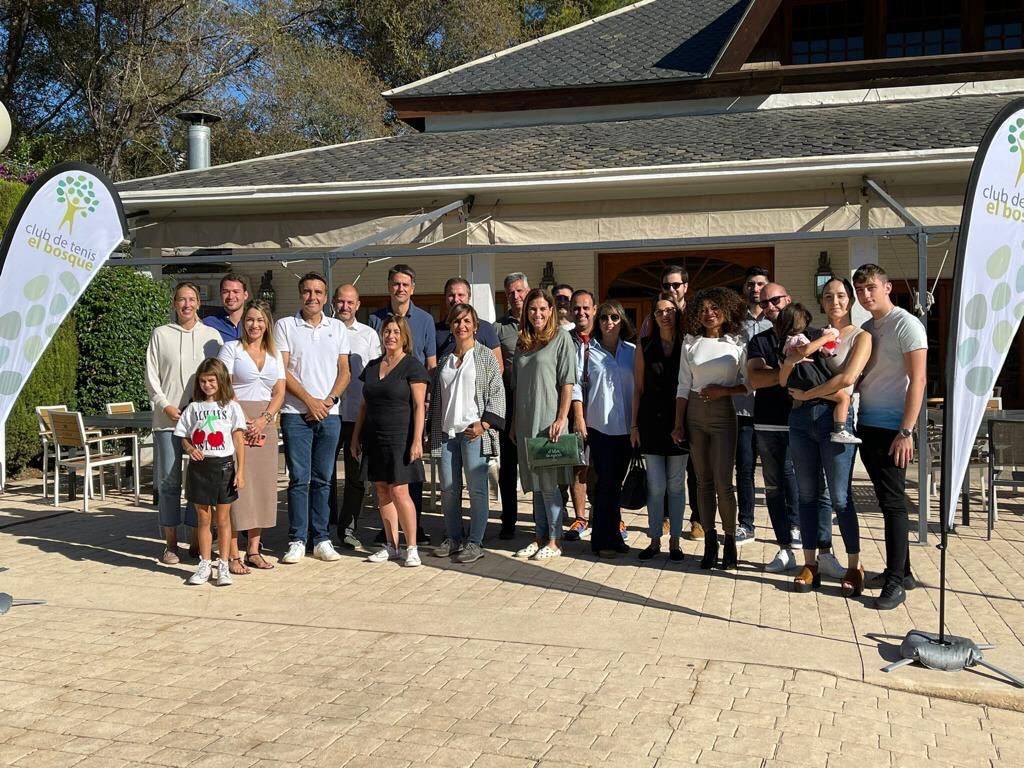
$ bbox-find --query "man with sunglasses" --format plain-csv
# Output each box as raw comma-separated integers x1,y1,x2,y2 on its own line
745,282,803,572
733,267,773,548
553,283,575,331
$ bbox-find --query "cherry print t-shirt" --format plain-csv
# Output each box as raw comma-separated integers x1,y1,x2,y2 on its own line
173,400,247,458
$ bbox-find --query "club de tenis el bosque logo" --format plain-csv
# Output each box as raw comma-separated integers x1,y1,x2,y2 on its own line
55,174,99,232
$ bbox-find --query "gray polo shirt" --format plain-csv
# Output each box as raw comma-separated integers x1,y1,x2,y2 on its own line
733,310,773,418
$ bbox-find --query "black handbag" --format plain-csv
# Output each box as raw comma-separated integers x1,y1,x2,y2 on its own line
620,450,647,510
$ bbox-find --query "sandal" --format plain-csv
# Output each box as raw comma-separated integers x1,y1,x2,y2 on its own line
841,565,865,598
228,556,250,576
793,564,820,593
245,552,275,570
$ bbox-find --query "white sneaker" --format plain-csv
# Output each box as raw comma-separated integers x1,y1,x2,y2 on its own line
403,547,421,567
367,545,399,563
831,429,862,444
818,551,845,579
186,558,212,585
313,541,342,562
790,528,803,548
765,548,796,573
213,559,233,587
281,541,305,564
515,542,540,558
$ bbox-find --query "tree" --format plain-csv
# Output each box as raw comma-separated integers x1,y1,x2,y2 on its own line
522,0,635,35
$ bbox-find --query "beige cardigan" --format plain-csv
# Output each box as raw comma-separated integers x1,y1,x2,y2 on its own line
145,321,223,430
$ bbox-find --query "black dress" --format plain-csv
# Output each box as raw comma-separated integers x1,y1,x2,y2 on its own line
638,335,686,457
360,354,430,484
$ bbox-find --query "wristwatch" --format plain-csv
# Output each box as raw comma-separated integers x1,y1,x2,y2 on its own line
898,428,913,438
330,395,340,405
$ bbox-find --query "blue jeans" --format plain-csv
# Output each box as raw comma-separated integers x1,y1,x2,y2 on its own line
645,453,687,538
281,413,341,546
755,430,799,548
736,416,756,532
533,487,564,541
439,433,490,545
154,429,196,528
788,403,860,554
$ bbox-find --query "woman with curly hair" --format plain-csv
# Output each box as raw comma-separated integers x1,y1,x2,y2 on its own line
671,287,748,570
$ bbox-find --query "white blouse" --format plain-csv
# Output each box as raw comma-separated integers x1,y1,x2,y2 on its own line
218,341,285,402
676,334,747,398
439,349,480,437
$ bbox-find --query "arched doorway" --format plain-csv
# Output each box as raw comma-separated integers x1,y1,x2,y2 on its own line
599,248,774,326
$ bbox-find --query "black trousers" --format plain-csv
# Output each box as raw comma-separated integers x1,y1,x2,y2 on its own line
589,430,631,552
859,425,913,581
329,421,363,534
499,427,519,529
686,456,700,523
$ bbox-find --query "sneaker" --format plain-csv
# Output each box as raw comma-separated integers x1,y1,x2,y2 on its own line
874,581,906,610
818,552,845,579
455,542,484,564
685,521,705,541
734,526,755,546
160,549,180,565
213,559,232,587
367,545,400,563
281,541,305,564
620,521,628,541
865,571,917,590
403,547,422,567
515,542,540,558
564,519,589,541
831,429,862,444
531,545,561,560
790,528,803,548
186,559,212,585
313,541,342,562
433,538,462,558
765,548,796,573
341,532,361,550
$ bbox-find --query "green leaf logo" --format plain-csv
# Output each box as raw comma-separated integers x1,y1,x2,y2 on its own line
55,175,99,232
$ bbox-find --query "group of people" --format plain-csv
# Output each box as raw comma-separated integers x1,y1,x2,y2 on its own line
145,259,926,611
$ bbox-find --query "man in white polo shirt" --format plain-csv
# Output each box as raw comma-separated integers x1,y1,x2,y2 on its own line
274,272,351,565
330,283,381,549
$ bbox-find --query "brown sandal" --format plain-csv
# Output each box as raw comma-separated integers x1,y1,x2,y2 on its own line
245,552,274,570
228,556,250,575
793,564,820,593
841,565,865,598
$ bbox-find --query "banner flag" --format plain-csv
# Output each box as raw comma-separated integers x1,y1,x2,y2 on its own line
942,97,1024,528
0,162,128,427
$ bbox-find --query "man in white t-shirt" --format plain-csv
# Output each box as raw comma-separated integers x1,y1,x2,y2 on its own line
273,272,351,565
853,264,927,611
329,284,381,549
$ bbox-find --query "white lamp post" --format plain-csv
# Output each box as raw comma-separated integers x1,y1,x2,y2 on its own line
0,100,10,153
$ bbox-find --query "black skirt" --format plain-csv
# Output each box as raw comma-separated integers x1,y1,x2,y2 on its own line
186,455,238,506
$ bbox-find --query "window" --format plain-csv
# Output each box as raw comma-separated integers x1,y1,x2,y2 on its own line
985,0,1023,50
886,0,961,57
789,1,865,64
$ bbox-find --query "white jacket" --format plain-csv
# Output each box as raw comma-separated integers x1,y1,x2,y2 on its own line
145,322,223,430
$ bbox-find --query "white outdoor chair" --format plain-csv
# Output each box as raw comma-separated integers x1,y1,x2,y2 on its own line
35,405,102,500
104,401,145,493
49,411,140,512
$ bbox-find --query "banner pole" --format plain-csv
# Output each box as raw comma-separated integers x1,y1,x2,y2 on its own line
916,230,930,543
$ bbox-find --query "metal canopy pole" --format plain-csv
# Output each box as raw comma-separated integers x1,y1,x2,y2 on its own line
864,176,932,544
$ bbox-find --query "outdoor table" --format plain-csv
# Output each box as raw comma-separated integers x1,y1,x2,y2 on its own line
80,411,154,503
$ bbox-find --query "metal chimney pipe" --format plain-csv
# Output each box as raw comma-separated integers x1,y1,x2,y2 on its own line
176,110,221,170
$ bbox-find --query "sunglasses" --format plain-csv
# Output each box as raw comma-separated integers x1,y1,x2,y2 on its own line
599,313,621,323
662,281,685,291
758,295,789,309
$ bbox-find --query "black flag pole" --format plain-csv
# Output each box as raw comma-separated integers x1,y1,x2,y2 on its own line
880,99,1024,686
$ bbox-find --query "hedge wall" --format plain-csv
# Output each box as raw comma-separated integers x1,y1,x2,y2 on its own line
74,267,170,414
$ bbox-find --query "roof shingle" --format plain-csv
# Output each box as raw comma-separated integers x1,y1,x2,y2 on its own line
117,94,1009,195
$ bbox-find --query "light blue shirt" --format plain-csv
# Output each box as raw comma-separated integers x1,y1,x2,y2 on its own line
572,338,635,436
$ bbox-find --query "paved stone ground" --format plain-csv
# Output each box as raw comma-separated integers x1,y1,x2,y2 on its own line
2,469,1024,767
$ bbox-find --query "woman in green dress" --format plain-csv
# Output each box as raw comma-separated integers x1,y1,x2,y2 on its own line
512,289,577,561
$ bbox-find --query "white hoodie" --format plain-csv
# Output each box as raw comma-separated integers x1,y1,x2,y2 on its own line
145,322,223,430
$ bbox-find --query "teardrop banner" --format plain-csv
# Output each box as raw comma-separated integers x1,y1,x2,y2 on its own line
941,98,1024,531
0,162,128,427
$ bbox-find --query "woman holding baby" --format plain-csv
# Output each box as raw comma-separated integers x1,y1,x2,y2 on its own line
779,277,872,597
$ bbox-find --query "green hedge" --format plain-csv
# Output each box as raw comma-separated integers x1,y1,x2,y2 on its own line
0,180,26,236
6,317,78,472
74,267,170,414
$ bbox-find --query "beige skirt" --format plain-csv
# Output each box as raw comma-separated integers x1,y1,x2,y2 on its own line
231,400,280,531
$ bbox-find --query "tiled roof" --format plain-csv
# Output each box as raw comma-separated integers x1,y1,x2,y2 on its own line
386,0,751,98
117,93,1009,195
